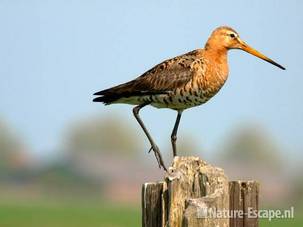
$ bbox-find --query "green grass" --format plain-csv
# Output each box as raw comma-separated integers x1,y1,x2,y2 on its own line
0,199,141,227
0,198,302,227
260,218,303,227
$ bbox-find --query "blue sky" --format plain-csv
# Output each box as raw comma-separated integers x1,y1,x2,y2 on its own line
0,0,302,159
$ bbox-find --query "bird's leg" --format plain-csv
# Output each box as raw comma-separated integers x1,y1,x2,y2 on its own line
133,103,167,171
171,110,183,157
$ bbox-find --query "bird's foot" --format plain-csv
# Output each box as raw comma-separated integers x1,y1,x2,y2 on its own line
148,145,167,171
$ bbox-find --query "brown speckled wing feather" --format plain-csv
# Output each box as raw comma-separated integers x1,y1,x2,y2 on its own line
93,50,201,104
133,51,199,92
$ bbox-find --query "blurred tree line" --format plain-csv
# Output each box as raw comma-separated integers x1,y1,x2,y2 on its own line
0,119,25,174
65,115,143,156
0,115,302,206
218,125,282,168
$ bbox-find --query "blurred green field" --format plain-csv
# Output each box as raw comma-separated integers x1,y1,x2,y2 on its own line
0,199,302,227
0,199,140,227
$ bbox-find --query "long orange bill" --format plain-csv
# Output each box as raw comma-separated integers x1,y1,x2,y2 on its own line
239,40,285,70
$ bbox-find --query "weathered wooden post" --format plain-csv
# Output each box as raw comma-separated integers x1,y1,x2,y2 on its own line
229,181,259,227
142,156,259,227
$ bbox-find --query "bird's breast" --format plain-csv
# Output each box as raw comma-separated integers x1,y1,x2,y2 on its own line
142,66,228,110
199,67,229,98
137,57,229,110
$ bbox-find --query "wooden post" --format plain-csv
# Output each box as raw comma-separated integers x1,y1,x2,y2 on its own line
142,156,229,227
142,156,259,227
142,182,167,227
229,181,259,227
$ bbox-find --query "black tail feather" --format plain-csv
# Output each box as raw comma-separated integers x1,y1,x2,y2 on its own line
93,80,169,105
93,82,132,104
93,95,119,104
93,89,109,96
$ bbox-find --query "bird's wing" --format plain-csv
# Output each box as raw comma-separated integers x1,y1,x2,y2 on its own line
93,49,203,103
129,49,201,93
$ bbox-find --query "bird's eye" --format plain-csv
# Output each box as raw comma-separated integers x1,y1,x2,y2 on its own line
229,33,236,38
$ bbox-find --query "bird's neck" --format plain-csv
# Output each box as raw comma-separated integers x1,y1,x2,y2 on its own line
204,43,228,64
204,43,229,77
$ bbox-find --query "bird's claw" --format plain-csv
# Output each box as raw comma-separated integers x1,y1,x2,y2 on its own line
148,145,167,171
148,147,153,153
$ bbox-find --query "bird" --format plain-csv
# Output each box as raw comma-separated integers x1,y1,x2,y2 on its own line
93,26,285,171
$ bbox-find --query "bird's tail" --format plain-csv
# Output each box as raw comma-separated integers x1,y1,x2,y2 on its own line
92,94,118,104
93,80,168,105
93,81,135,105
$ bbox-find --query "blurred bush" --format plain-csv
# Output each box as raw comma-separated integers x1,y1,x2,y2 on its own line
0,119,31,176
218,124,282,168
65,114,143,156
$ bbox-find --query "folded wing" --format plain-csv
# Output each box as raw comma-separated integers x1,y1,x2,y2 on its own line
93,50,200,104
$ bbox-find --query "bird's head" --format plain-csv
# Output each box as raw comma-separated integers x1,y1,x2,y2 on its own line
205,26,285,70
